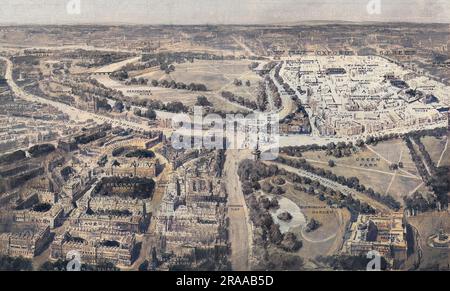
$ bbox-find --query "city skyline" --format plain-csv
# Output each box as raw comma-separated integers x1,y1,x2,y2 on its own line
0,0,449,25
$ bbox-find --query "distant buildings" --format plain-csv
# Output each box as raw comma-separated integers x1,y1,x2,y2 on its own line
281,55,448,137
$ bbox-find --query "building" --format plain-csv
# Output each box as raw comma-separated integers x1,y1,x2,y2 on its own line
63,173,95,202
69,196,149,233
6,205,64,229
108,159,161,178
0,226,51,258
344,212,407,267
155,160,227,258
50,227,136,267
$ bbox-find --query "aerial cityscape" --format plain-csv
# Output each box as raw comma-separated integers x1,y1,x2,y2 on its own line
0,0,449,273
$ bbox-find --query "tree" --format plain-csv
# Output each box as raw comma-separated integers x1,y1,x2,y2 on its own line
260,197,279,210
389,163,399,171
271,186,285,195
356,139,365,147
280,232,302,252
138,260,149,271
241,182,254,196
269,224,283,244
306,218,321,232
145,109,157,120
111,70,128,81
165,101,187,113
151,247,159,270
261,182,273,193
277,211,293,221
133,108,142,117
196,95,212,107
328,160,336,167
114,100,124,113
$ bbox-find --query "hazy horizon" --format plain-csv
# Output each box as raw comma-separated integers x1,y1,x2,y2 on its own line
0,0,449,25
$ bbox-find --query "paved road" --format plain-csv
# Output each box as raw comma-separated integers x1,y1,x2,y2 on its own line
223,149,253,271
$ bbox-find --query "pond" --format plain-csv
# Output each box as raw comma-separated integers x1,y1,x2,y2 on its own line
261,193,307,234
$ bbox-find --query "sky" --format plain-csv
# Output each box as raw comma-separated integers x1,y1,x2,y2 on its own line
0,0,449,25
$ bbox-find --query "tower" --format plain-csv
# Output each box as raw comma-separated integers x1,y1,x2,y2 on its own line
252,118,262,161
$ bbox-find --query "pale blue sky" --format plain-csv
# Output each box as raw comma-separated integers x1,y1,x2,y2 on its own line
0,0,449,25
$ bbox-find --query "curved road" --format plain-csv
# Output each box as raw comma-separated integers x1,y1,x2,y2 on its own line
0,56,165,133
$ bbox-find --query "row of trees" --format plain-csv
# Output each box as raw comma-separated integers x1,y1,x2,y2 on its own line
141,51,235,64
405,135,449,209
256,61,278,77
266,76,282,109
110,70,129,81
125,77,148,86
69,78,125,103
273,62,296,97
404,192,437,213
149,79,208,92
281,141,357,158
359,127,445,147
233,79,251,87
256,81,268,111
275,156,401,211
213,149,226,178
221,91,258,110
113,70,208,92
134,99,188,114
